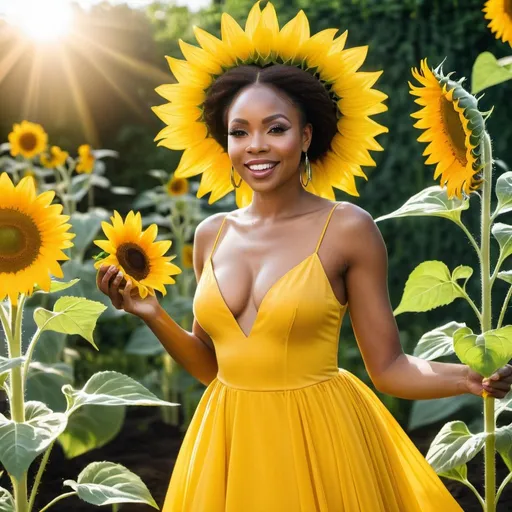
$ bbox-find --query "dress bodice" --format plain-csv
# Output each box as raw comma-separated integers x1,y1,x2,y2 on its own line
193,203,348,391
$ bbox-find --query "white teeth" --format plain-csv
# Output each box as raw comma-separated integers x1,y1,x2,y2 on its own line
248,163,275,171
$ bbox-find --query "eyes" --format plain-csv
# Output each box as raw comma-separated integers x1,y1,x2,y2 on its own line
228,124,289,138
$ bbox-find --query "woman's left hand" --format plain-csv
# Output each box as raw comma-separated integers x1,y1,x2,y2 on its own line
465,364,512,399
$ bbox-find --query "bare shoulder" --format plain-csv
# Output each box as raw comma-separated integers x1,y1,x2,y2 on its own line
193,212,230,270
330,202,386,263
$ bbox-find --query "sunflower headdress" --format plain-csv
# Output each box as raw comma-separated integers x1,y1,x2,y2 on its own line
153,1,388,207
409,59,486,198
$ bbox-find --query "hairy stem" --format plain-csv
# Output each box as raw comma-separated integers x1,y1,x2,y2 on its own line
27,441,55,512
464,478,486,510
480,132,496,512
39,492,77,512
457,221,481,258
496,471,512,505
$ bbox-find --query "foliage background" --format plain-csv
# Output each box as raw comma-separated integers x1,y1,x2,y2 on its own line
1,0,511,425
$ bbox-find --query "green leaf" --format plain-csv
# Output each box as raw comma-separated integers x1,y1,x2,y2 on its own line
34,297,107,349
394,261,470,315
59,405,125,459
0,487,14,512
453,326,512,378
472,52,512,94
494,172,512,218
438,464,468,484
33,279,80,295
62,371,178,413
408,394,479,431
32,332,67,365
0,401,67,480
0,356,24,377
492,223,512,261
64,461,157,508
26,362,74,413
496,389,512,421
375,186,469,224
69,210,109,259
125,325,164,356
413,321,466,360
496,424,512,472
426,421,486,473
498,270,512,285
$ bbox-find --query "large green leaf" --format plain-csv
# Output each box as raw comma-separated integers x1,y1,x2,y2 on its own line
62,371,178,414
408,394,479,431
69,210,109,260
492,223,512,261
0,401,67,480
453,326,512,378
494,172,512,218
438,464,468,484
64,461,158,508
32,332,67,365
374,186,469,224
413,321,465,360
59,405,125,459
426,421,486,473
498,270,512,285
34,297,106,349
496,425,512,472
0,487,14,512
26,362,73,413
472,52,512,94
125,325,164,356
394,261,472,315
33,279,80,295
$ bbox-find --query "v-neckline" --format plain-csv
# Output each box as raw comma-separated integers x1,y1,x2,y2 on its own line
208,253,346,339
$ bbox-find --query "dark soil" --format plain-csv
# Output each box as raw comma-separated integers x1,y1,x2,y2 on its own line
9,409,512,511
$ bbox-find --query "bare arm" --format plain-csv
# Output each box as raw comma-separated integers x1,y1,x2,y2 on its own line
97,213,227,386
340,205,469,400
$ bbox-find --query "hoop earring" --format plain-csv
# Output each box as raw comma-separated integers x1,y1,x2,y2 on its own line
300,152,312,187
230,167,242,189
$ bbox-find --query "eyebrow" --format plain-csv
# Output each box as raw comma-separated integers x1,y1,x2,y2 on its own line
229,114,291,125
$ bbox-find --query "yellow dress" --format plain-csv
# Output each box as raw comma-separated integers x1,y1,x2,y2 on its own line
163,204,463,512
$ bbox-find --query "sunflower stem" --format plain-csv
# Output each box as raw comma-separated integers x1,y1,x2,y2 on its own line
27,441,55,512
457,221,481,258
480,131,496,512
497,286,512,330
9,298,29,512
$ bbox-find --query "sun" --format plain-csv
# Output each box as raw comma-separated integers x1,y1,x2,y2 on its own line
3,0,73,42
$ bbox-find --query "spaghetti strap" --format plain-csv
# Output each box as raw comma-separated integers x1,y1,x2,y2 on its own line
209,215,228,261
315,203,339,253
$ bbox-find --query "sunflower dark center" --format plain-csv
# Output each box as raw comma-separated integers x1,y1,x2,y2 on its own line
169,180,186,194
0,209,41,273
116,243,150,281
440,95,468,166
505,0,512,17
19,132,38,152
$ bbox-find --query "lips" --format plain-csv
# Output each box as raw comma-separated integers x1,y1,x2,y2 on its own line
244,161,279,179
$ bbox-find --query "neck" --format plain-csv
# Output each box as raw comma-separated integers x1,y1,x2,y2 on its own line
246,170,311,220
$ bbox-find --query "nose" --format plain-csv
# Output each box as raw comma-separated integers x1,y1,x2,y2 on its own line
246,133,269,154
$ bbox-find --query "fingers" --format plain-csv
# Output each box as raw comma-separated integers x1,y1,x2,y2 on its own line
98,265,125,309
98,265,118,295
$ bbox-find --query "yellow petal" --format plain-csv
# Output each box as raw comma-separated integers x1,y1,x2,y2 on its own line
277,10,309,62
221,13,253,62
155,122,208,150
154,84,205,106
245,0,262,38
193,26,235,68
178,39,223,75
165,57,212,89
174,138,224,178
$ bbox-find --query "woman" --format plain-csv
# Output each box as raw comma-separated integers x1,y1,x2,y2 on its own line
97,5,512,511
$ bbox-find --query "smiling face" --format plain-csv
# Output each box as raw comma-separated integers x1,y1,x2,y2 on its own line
226,84,312,194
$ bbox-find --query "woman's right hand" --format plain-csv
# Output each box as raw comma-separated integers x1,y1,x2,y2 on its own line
96,264,160,320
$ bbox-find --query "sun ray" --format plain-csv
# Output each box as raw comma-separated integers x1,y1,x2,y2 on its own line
0,38,29,86
22,45,43,120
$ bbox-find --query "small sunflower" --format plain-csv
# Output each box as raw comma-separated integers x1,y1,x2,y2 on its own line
182,244,194,268
0,172,75,305
93,211,182,299
166,176,189,196
484,0,512,46
8,121,48,159
409,59,485,198
41,146,69,168
76,144,95,174
153,1,388,207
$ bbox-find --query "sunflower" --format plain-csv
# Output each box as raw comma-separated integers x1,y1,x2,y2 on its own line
409,59,485,198
0,172,75,305
166,176,189,196
484,0,512,46
93,211,181,299
182,244,194,269
41,146,69,168
8,121,48,159
76,144,95,174
153,1,388,207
